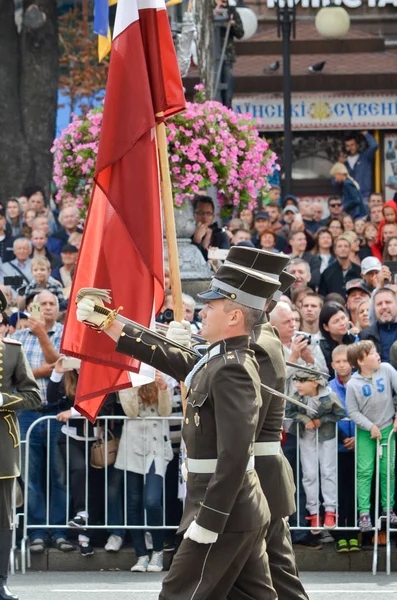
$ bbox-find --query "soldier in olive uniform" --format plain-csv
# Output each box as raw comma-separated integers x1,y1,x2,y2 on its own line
76,266,280,600
171,248,308,600
0,291,41,600
226,249,308,600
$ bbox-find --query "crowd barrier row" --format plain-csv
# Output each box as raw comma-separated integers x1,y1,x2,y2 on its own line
10,415,397,575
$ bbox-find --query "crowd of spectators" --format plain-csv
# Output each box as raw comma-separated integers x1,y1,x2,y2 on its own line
7,134,397,567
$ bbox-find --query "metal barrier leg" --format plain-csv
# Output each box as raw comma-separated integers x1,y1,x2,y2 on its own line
386,430,395,576
372,439,381,576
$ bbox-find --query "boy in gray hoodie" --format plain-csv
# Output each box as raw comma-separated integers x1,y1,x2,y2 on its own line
346,340,397,532
286,370,345,530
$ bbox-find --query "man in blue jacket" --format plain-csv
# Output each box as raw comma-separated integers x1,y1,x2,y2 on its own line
339,131,379,209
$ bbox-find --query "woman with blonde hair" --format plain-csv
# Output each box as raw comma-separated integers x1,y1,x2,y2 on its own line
330,163,365,219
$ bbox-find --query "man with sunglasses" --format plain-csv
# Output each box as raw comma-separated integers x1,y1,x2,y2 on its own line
191,194,230,261
321,196,343,227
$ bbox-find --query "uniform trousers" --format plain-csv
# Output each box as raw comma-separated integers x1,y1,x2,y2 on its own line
159,524,277,600
0,479,14,530
299,432,337,514
263,517,308,600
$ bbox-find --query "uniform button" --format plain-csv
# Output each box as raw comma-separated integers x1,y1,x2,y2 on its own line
151,408,155,413
151,345,156,350
153,423,157,428
120,332,126,337
153,437,157,441
136,338,141,343
185,418,189,424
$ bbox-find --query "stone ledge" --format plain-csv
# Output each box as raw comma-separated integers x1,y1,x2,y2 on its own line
14,544,396,573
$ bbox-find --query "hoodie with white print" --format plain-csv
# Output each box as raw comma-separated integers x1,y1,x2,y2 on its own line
346,363,397,431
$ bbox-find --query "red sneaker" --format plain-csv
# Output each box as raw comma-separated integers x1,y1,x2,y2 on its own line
305,514,322,532
324,511,337,529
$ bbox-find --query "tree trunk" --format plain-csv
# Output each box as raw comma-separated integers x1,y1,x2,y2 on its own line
194,1,214,98
0,0,58,200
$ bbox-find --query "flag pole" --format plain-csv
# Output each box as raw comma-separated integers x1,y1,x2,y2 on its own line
156,114,188,409
155,114,184,323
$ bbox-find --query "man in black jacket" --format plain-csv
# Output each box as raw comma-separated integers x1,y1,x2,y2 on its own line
318,237,361,299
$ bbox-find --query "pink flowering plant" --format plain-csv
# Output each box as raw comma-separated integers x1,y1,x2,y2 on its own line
168,85,278,217
52,86,277,218
51,108,102,214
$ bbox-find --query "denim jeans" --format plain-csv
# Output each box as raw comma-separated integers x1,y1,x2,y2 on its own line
107,466,124,538
127,461,164,556
19,411,67,542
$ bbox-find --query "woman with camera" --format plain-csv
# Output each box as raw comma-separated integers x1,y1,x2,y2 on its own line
115,372,174,573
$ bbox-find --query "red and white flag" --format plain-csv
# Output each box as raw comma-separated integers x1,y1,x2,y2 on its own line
61,0,185,422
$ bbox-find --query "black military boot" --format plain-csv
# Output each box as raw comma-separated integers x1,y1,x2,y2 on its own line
0,530,18,600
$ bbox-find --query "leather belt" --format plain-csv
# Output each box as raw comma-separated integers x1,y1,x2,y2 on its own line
187,455,255,474
254,441,281,456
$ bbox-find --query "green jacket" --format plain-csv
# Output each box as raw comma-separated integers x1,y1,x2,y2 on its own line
285,387,345,442
223,6,244,64
0,339,41,479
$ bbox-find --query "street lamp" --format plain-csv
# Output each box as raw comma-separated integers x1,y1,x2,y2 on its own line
277,1,296,197
277,1,351,196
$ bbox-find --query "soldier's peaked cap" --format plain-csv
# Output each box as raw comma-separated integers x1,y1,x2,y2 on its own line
225,247,290,278
198,264,280,310
267,270,296,313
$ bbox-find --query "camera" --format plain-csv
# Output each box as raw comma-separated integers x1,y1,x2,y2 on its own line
157,309,174,324
293,331,311,345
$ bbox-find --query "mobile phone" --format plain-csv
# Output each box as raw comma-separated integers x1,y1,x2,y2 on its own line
208,249,228,261
293,331,311,345
30,302,41,319
62,357,81,370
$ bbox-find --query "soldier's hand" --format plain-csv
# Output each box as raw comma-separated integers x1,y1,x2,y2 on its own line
54,356,73,374
166,320,192,348
183,521,218,544
56,409,72,423
76,298,106,328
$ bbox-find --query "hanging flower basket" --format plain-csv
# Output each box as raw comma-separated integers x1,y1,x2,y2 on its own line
52,87,278,219
168,85,278,218
51,107,102,215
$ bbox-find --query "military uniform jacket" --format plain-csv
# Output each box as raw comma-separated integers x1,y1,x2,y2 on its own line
0,339,41,479
251,322,296,520
116,325,269,534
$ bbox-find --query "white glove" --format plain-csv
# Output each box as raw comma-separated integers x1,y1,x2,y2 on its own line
76,297,106,328
181,461,188,482
183,521,218,544
166,320,192,348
